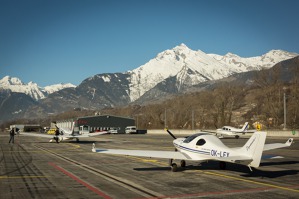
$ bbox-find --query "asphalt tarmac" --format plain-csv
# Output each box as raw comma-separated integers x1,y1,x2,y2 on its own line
0,132,298,199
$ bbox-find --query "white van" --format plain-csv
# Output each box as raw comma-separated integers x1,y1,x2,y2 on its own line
125,126,137,134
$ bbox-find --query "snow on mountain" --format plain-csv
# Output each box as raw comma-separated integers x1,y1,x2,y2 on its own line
208,50,298,71
1,45,297,104
44,83,76,94
0,76,76,100
127,43,228,101
127,44,298,102
0,76,46,100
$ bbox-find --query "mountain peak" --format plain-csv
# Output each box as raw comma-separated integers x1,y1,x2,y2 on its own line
0,76,76,100
173,43,190,51
264,49,297,57
0,76,23,86
179,43,187,47
224,52,239,58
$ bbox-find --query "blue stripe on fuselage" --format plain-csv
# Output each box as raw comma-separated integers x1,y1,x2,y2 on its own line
174,143,210,155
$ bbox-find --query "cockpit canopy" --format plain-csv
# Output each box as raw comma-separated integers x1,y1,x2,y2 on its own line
183,133,210,146
181,132,227,148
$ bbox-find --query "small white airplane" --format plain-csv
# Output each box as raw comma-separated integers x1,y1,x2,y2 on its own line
21,126,107,143
92,129,293,172
215,122,256,139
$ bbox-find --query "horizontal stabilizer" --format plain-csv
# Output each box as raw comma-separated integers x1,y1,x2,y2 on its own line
262,155,284,159
263,138,293,151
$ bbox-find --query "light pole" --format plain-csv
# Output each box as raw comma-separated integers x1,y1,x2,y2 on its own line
135,113,143,129
191,110,194,130
164,108,167,128
283,87,287,130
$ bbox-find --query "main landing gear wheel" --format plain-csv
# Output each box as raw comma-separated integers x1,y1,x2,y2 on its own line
76,138,79,142
169,159,178,172
235,135,240,139
180,160,186,167
219,161,226,170
171,163,178,172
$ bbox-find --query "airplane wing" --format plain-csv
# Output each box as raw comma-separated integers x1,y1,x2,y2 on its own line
71,131,108,138
263,138,293,151
245,130,257,133
20,132,54,138
199,130,217,135
91,145,255,164
92,145,197,160
21,131,108,139
262,154,284,159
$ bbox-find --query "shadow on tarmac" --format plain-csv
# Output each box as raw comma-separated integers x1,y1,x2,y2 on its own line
133,160,299,178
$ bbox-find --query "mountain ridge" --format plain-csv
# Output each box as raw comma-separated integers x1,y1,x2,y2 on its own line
0,76,76,100
0,44,298,123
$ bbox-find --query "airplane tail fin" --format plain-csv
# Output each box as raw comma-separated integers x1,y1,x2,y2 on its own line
241,122,249,132
241,131,267,168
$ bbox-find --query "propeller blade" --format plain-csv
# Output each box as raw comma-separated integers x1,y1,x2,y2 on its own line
165,128,177,139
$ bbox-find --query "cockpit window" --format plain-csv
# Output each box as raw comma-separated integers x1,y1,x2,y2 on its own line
196,139,206,146
183,134,199,143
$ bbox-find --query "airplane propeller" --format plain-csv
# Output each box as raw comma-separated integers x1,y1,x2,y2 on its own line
165,128,177,139
165,128,179,171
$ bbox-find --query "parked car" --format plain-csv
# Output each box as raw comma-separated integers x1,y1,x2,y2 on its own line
125,126,137,134
108,127,119,134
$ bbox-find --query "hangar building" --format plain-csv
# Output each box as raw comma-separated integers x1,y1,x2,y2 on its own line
56,115,135,134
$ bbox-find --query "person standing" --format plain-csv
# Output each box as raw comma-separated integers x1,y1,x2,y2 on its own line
9,128,15,143
54,127,60,143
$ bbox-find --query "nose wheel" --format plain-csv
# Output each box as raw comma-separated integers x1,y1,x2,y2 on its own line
169,159,186,172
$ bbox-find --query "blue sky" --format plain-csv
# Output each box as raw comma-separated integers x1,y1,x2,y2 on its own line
1,0,299,87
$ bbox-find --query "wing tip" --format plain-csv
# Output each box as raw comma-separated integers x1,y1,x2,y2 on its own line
92,143,96,152
286,138,294,146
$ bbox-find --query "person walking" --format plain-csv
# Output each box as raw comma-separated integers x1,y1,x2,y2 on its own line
9,128,15,143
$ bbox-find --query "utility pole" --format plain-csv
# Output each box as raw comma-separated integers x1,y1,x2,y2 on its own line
283,87,287,130
191,110,194,130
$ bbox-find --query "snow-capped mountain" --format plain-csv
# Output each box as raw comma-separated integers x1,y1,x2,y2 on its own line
1,44,298,123
127,44,298,101
208,50,298,71
44,83,76,94
2,44,297,103
0,76,76,100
